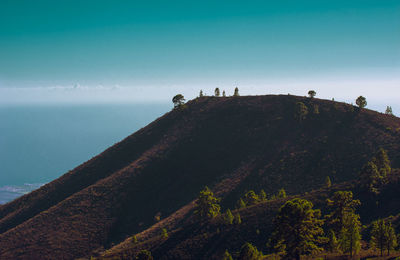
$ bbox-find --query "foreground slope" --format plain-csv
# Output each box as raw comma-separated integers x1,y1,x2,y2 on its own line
1,95,400,259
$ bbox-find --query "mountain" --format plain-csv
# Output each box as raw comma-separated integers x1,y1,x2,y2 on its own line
1,95,400,259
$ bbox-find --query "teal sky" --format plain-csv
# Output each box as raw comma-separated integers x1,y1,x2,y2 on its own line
0,0,399,106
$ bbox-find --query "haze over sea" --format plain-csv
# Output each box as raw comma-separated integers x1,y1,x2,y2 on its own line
0,103,170,204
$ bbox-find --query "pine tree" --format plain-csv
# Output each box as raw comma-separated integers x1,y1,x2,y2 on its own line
327,229,339,253
385,222,397,255
161,228,168,239
277,188,286,198
234,212,242,225
199,90,204,97
238,242,262,260
172,94,185,109
233,87,239,97
194,186,221,219
215,88,220,97
259,189,267,201
294,102,308,121
385,106,393,115
222,90,226,97
338,213,361,258
222,249,233,260
243,190,260,206
360,149,391,194
356,96,367,108
325,176,332,188
371,219,398,256
224,209,234,225
325,191,361,236
237,198,246,209
308,90,316,98
269,198,324,260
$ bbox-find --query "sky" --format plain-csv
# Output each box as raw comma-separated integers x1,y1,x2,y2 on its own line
0,0,399,110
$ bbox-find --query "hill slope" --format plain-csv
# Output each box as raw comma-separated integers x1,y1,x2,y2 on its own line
1,95,400,259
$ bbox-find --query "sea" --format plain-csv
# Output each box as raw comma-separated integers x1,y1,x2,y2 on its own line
0,103,170,204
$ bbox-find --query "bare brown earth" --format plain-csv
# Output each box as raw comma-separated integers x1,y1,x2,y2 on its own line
1,95,400,259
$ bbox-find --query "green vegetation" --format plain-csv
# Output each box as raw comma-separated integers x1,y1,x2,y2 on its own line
223,209,234,225
199,90,204,97
222,249,233,260
132,235,138,244
238,242,263,260
136,250,153,260
360,148,391,194
234,212,242,225
194,186,221,219
338,212,361,258
325,176,331,188
370,219,397,256
161,228,168,239
327,229,339,253
269,198,324,259
277,188,286,198
294,102,308,121
172,94,185,109
243,190,261,206
222,90,226,97
308,90,316,98
325,191,361,236
356,96,367,108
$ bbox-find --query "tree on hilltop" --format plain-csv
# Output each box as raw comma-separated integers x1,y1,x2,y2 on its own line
172,94,185,109
356,96,367,108
233,87,240,96
308,90,316,98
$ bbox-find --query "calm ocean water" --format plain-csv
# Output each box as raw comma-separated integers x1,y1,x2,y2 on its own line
0,103,170,204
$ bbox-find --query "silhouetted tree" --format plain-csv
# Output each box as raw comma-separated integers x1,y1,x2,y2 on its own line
222,90,226,97
356,96,367,108
269,198,324,260
199,90,204,97
385,106,393,115
294,102,308,121
172,94,185,109
215,88,220,97
308,90,316,98
194,186,221,219
238,242,263,260
234,87,240,97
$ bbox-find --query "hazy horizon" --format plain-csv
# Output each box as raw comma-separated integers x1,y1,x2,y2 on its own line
1,0,399,108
